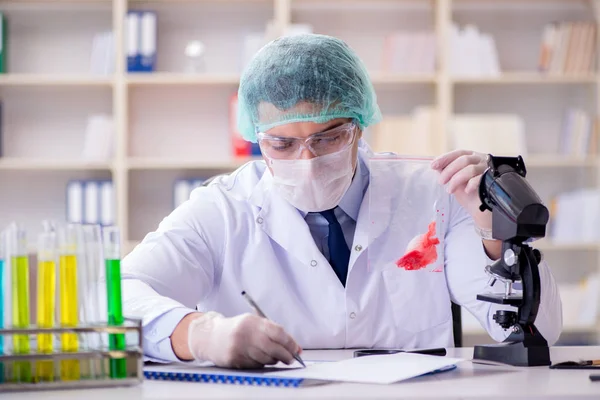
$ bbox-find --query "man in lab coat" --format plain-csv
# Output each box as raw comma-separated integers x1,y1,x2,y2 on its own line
121,34,562,368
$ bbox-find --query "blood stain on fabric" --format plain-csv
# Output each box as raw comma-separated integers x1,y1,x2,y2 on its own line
395,221,440,271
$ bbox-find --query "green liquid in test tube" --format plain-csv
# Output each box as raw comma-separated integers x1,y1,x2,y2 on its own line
103,226,126,379
9,225,32,383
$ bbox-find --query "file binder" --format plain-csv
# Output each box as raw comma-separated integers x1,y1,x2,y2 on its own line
66,180,84,224
173,179,190,210
230,93,251,157
126,11,141,72
127,10,157,72
173,179,205,209
251,142,262,156
84,181,100,224
90,31,115,75
100,181,114,226
140,11,157,72
66,180,114,226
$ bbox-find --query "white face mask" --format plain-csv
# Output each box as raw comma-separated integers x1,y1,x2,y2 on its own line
266,144,355,213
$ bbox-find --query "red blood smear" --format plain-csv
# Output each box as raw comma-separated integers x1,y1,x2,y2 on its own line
396,221,440,270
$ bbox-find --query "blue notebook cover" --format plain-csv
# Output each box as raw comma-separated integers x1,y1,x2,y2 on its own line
144,367,328,388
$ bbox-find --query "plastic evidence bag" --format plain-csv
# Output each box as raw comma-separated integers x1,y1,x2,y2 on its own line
368,155,448,274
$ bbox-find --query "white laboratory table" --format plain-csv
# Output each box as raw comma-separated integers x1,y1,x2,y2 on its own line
5,346,600,400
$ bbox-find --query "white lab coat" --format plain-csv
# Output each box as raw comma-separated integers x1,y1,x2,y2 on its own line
121,141,562,360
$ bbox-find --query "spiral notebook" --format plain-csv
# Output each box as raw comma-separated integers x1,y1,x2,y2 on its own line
144,363,328,387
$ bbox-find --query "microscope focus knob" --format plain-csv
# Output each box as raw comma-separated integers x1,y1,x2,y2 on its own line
533,248,542,264
503,249,516,266
493,310,518,330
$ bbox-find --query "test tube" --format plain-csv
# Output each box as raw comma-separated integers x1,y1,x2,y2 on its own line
58,224,80,381
8,224,32,383
0,229,6,383
36,231,57,382
82,224,107,379
73,224,93,380
103,226,126,379
1,228,12,383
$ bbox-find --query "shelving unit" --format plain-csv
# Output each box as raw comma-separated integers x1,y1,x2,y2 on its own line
0,158,113,170
525,155,600,167
0,0,599,345
534,240,600,252
126,157,258,170
126,73,240,86
0,74,114,87
451,73,599,84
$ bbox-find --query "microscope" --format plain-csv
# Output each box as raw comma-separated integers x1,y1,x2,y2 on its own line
473,155,552,367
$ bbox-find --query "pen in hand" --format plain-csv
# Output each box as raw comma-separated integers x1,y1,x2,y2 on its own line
241,291,306,368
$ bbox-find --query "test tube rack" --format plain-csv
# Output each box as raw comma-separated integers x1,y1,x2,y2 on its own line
0,318,143,392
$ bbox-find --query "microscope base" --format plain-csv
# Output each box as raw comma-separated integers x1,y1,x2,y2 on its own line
473,341,551,367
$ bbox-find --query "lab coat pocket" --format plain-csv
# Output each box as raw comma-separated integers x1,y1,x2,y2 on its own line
382,265,451,334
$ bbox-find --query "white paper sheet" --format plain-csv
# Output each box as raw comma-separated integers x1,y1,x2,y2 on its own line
265,353,464,384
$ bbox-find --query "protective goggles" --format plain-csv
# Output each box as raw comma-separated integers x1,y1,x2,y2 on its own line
256,120,358,160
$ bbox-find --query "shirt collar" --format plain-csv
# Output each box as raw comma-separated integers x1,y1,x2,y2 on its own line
337,153,368,221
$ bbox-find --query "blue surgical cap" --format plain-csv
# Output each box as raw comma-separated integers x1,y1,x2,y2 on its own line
237,33,383,142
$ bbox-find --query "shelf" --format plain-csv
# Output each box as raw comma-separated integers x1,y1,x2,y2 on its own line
126,157,261,170
525,155,600,168
0,158,113,171
0,0,112,6
371,74,437,84
0,0,111,2
292,0,433,11
561,325,600,335
451,73,598,85
128,0,268,2
126,73,240,86
452,0,592,12
533,240,600,252
127,73,437,86
0,74,113,87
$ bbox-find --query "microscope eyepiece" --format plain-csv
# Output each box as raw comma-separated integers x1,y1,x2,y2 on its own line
478,155,549,242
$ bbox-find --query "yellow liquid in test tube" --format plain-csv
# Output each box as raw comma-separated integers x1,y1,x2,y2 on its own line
37,260,56,381
36,230,57,382
59,253,80,381
12,254,32,383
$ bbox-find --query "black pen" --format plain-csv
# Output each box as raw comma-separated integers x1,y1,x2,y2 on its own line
353,348,447,358
241,291,306,368
551,359,600,369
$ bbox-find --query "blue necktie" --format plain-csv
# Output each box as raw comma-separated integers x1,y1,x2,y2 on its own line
319,208,350,286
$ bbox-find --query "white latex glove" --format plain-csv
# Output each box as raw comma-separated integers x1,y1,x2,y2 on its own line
188,311,302,369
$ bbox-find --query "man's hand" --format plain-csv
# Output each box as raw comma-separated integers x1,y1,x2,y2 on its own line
178,312,301,369
431,149,501,259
